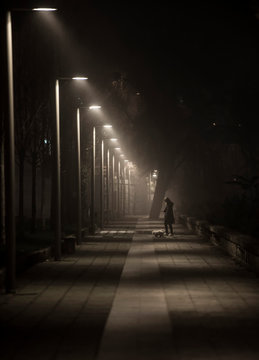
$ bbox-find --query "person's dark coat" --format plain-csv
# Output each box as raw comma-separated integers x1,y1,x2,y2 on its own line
164,198,175,224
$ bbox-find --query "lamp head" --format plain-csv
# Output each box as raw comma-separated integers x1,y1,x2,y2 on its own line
72,76,88,80
89,105,101,110
32,8,57,11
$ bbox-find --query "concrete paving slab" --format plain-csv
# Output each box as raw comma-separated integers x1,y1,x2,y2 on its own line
1,219,259,360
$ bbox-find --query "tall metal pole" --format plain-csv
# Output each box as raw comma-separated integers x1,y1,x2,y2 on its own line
117,159,120,218
148,171,152,211
76,108,82,244
106,148,110,223
124,162,128,215
90,126,96,234
128,166,131,215
5,11,16,293
122,160,125,217
54,80,61,260
100,139,104,229
111,153,115,219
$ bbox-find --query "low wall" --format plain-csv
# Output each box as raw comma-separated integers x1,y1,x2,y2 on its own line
179,215,259,276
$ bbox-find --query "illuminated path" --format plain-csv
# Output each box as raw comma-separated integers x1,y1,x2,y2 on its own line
1,218,259,359
97,228,173,359
97,219,259,360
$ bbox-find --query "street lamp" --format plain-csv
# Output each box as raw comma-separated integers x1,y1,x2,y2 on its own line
54,77,87,260
120,156,127,217
127,162,134,215
101,135,117,226
100,136,104,229
94,125,114,230
76,108,82,245
106,147,110,223
32,8,57,11
102,137,117,223
117,158,121,218
88,105,102,234
5,7,57,293
72,77,88,80
123,160,129,216
112,147,122,219
89,105,101,110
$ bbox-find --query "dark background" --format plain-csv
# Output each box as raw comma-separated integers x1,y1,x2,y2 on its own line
1,0,259,233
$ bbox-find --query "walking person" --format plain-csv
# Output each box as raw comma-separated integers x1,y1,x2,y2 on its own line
163,197,175,236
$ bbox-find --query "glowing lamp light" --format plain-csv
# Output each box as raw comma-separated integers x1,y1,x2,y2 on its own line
32,8,57,11
89,105,101,110
110,138,118,141
72,77,88,80
115,147,121,151
120,154,124,157
103,125,112,128
152,169,158,178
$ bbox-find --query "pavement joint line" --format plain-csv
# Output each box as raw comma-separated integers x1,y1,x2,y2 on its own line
3,255,90,326
2,221,259,359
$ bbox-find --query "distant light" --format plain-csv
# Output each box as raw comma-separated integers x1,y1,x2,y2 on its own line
110,138,118,141
32,8,57,11
115,147,121,150
124,159,129,162
152,169,158,178
103,125,112,128
120,154,124,157
44,139,48,144
136,92,140,96
72,77,88,80
89,105,101,110
212,122,216,126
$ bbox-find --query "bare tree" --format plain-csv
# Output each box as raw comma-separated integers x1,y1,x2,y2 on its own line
15,82,35,234
27,101,51,232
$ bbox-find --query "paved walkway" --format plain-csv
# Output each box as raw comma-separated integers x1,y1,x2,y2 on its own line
1,217,259,359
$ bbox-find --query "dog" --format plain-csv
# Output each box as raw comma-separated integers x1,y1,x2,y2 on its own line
152,229,165,238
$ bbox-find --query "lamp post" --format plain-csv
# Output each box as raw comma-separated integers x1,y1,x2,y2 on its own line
119,154,126,217
111,151,115,220
113,147,121,219
104,142,115,223
54,77,87,259
90,125,96,234
106,147,110,223
76,108,82,244
88,106,102,235
5,7,56,293
123,159,129,216
100,138,104,228
100,133,115,225
128,163,131,215
96,127,114,230
117,159,121,218
5,10,16,293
